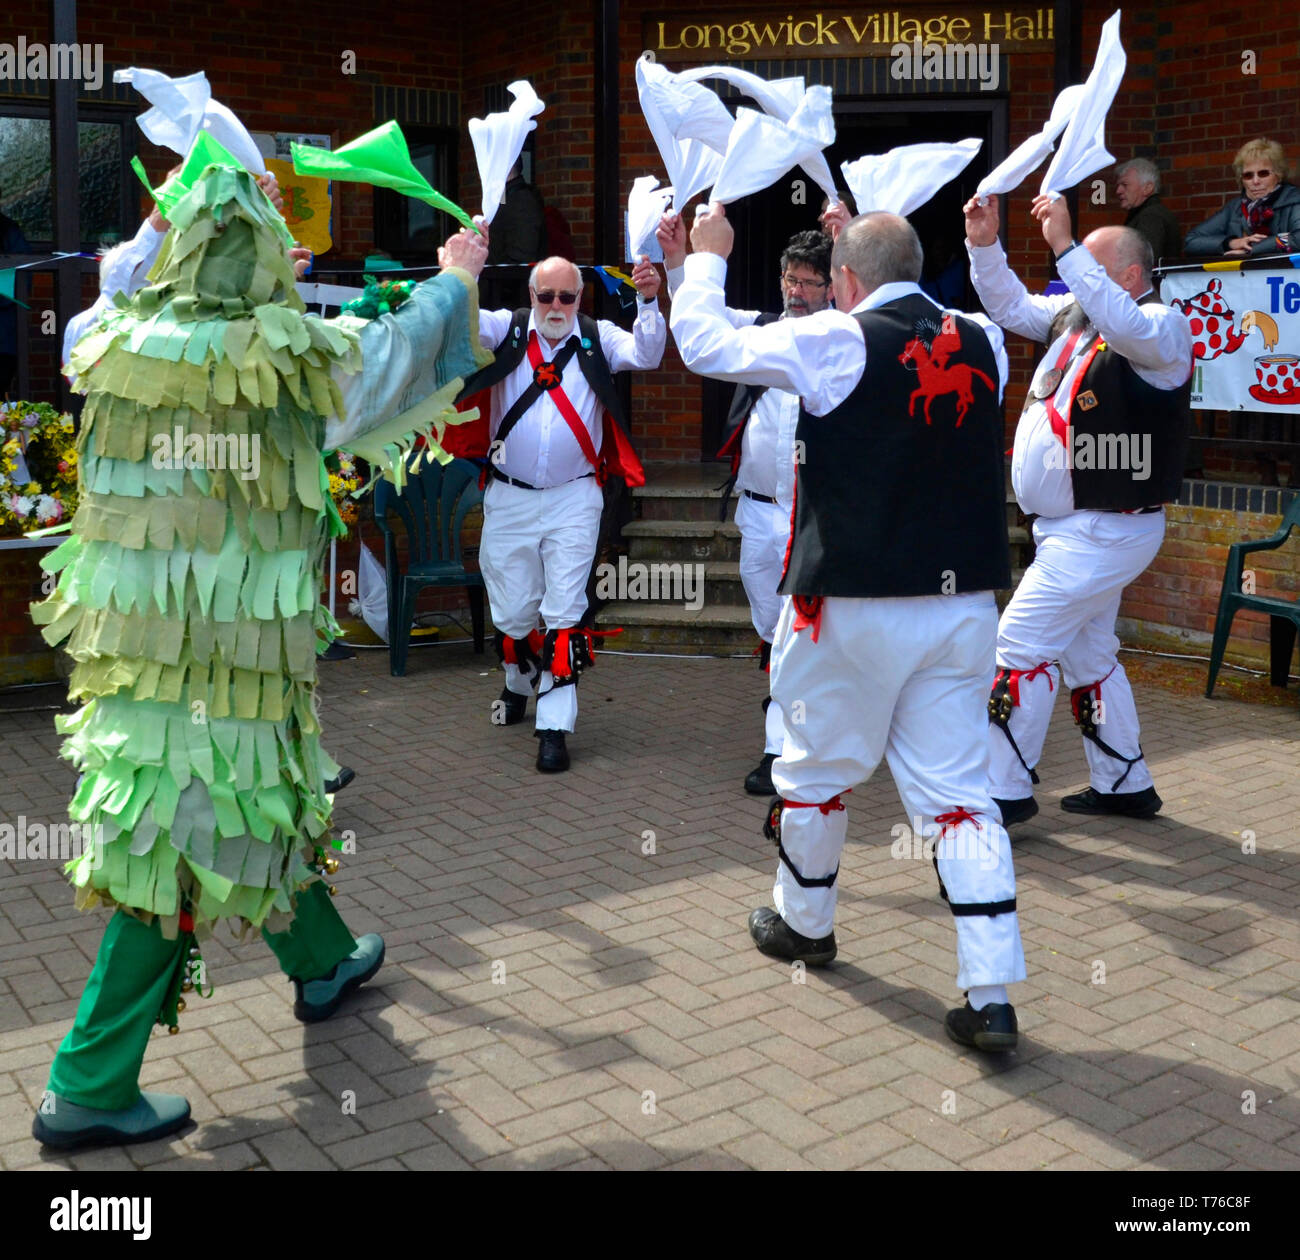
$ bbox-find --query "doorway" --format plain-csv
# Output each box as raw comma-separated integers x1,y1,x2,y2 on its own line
698,97,1006,458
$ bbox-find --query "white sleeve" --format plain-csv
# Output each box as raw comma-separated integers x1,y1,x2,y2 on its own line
670,252,864,416
1056,247,1193,388
62,219,167,367
478,306,513,350
966,238,1071,344
599,300,666,372
665,261,763,329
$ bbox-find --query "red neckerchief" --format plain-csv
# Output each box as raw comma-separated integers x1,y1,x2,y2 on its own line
525,331,602,472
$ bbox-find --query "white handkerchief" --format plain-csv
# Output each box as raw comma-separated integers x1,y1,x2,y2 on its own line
841,139,982,217
1040,11,1126,197
627,175,673,260
709,87,835,206
636,58,728,213
676,65,839,204
468,80,545,224
976,83,1085,198
114,66,266,174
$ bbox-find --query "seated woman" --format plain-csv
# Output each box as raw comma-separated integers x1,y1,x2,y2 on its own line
1184,138,1300,258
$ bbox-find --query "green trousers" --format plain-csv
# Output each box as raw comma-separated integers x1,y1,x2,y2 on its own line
47,882,357,1111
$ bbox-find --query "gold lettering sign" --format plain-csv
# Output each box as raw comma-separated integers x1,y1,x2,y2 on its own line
646,8,1055,59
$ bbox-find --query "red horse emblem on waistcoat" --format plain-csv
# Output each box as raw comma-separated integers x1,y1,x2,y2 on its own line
534,361,561,390
898,314,996,427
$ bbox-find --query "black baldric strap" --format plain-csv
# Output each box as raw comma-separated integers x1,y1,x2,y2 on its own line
492,337,582,455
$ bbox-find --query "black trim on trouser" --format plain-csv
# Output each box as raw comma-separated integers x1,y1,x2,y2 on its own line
1071,685,1143,792
931,856,1017,916
988,669,1041,785
763,797,839,889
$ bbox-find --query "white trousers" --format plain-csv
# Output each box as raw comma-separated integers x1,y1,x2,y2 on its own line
770,592,1027,991
480,475,603,733
737,494,792,754
989,510,1165,800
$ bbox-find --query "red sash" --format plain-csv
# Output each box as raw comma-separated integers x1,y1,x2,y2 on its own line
1044,331,1106,448
524,333,646,488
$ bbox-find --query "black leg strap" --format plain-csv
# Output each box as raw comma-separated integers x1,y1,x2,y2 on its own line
764,797,839,888
1071,685,1143,792
988,669,1041,786
931,855,1016,916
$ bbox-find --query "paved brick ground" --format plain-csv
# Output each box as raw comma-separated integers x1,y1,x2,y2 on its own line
2,642,1298,1170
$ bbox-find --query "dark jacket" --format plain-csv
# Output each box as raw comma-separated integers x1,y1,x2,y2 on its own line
1124,194,1183,263
1183,182,1300,257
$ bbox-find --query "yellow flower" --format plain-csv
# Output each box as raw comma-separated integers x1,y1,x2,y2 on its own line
24,482,41,495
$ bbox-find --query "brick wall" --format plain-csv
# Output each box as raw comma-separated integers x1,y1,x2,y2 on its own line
1120,499,1300,669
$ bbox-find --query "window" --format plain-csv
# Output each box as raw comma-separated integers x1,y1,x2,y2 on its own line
0,104,136,249
371,126,458,263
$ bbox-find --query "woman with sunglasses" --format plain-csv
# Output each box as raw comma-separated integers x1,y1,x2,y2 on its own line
1184,138,1300,258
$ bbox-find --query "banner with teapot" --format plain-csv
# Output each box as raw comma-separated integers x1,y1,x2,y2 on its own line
1159,259,1300,412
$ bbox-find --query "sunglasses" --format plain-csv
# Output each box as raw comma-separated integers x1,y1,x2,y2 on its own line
1243,170,1273,180
532,290,579,306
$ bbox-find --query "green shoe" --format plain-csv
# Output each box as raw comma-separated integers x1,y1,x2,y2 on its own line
292,933,386,1023
32,1090,191,1150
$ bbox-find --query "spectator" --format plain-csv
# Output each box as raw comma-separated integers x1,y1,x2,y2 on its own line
1184,139,1300,258
486,158,547,265
1114,158,1182,263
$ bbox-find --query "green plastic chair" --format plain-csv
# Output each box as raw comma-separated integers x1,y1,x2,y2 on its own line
373,453,486,676
1206,495,1300,696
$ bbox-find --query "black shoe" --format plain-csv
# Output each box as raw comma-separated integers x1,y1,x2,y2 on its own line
992,795,1038,828
324,766,355,795
747,907,837,966
945,999,1019,1052
495,688,528,726
1060,785,1162,818
744,752,777,796
536,729,570,773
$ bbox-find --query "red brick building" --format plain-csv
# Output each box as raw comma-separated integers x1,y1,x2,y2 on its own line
3,1,1299,671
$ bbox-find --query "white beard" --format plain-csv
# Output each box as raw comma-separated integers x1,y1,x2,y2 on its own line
540,310,576,341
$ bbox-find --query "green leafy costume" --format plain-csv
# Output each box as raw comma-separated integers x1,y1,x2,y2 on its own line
36,164,488,1110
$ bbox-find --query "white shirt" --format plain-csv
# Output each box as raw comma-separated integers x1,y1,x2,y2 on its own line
665,263,799,507
478,301,665,488
967,238,1193,518
670,251,1008,417
62,219,168,369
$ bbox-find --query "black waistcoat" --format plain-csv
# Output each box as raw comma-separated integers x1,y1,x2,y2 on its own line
781,296,1010,598
457,308,624,424
721,312,781,452
1059,295,1191,509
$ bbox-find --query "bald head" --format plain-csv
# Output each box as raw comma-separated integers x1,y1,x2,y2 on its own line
1081,225,1153,297
830,213,923,308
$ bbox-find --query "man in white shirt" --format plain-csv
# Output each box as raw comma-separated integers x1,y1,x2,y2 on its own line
964,192,1192,827
671,204,1027,1052
470,252,666,772
658,220,831,795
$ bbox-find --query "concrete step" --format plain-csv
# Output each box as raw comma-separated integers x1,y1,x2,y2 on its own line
594,557,748,608
622,519,742,563
595,600,758,655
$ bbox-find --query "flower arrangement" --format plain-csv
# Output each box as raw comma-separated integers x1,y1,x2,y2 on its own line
326,449,364,531
0,401,79,537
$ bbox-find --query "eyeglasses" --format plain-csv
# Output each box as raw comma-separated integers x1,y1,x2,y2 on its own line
532,290,579,306
1243,170,1273,180
781,273,829,291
